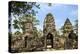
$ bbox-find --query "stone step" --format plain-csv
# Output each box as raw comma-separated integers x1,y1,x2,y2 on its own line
47,45,52,48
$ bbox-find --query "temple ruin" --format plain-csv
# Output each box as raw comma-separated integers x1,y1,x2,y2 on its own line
10,13,77,53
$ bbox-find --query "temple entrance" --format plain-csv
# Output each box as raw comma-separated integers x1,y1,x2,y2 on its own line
25,36,28,47
46,33,53,49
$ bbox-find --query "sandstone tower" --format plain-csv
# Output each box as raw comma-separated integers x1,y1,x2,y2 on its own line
22,15,34,48
63,18,76,49
63,18,73,38
43,13,56,49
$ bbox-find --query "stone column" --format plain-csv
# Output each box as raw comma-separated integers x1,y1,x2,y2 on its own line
44,36,47,50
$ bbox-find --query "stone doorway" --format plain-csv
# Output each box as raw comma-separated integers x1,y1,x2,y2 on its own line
46,33,53,48
25,36,28,48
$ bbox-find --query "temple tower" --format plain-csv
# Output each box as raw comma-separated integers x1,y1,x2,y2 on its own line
43,13,56,49
63,18,73,38
63,18,75,49
22,15,34,48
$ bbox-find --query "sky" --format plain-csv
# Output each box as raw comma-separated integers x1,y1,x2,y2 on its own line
34,3,78,31
11,3,78,33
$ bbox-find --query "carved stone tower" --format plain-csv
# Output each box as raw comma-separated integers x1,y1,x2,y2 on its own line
63,18,74,49
43,13,56,49
22,15,34,48
63,18,73,38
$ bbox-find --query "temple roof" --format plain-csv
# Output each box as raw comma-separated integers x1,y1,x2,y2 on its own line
44,13,54,23
64,18,72,25
46,13,53,17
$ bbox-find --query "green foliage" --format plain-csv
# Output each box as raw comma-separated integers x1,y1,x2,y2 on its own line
9,1,40,16
13,14,39,33
13,20,20,29
37,29,43,38
60,26,64,33
9,1,40,33
14,31,21,35
33,27,38,39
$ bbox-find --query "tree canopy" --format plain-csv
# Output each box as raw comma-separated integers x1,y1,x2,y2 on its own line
9,1,40,33
13,14,39,33
9,1,40,17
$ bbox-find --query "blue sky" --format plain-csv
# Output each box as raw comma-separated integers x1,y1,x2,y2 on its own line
34,3,78,31
11,3,78,33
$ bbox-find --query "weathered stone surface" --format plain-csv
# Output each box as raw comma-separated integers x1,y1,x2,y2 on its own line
43,13,56,49
62,18,78,49
63,18,73,38
10,14,78,52
64,30,78,49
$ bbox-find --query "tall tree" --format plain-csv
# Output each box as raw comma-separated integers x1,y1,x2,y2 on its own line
14,31,21,35
8,1,40,33
9,1,40,17
13,14,39,33
8,2,40,52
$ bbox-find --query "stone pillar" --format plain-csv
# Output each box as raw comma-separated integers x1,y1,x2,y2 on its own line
44,35,47,50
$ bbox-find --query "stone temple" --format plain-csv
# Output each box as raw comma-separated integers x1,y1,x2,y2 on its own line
63,18,73,38
10,13,77,52
43,13,74,49
43,13,56,49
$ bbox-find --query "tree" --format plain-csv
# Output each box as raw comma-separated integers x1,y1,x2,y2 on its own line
9,1,40,17
13,14,39,33
33,27,38,39
8,2,40,52
37,29,43,38
60,26,64,33
14,31,21,35
8,1,40,33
